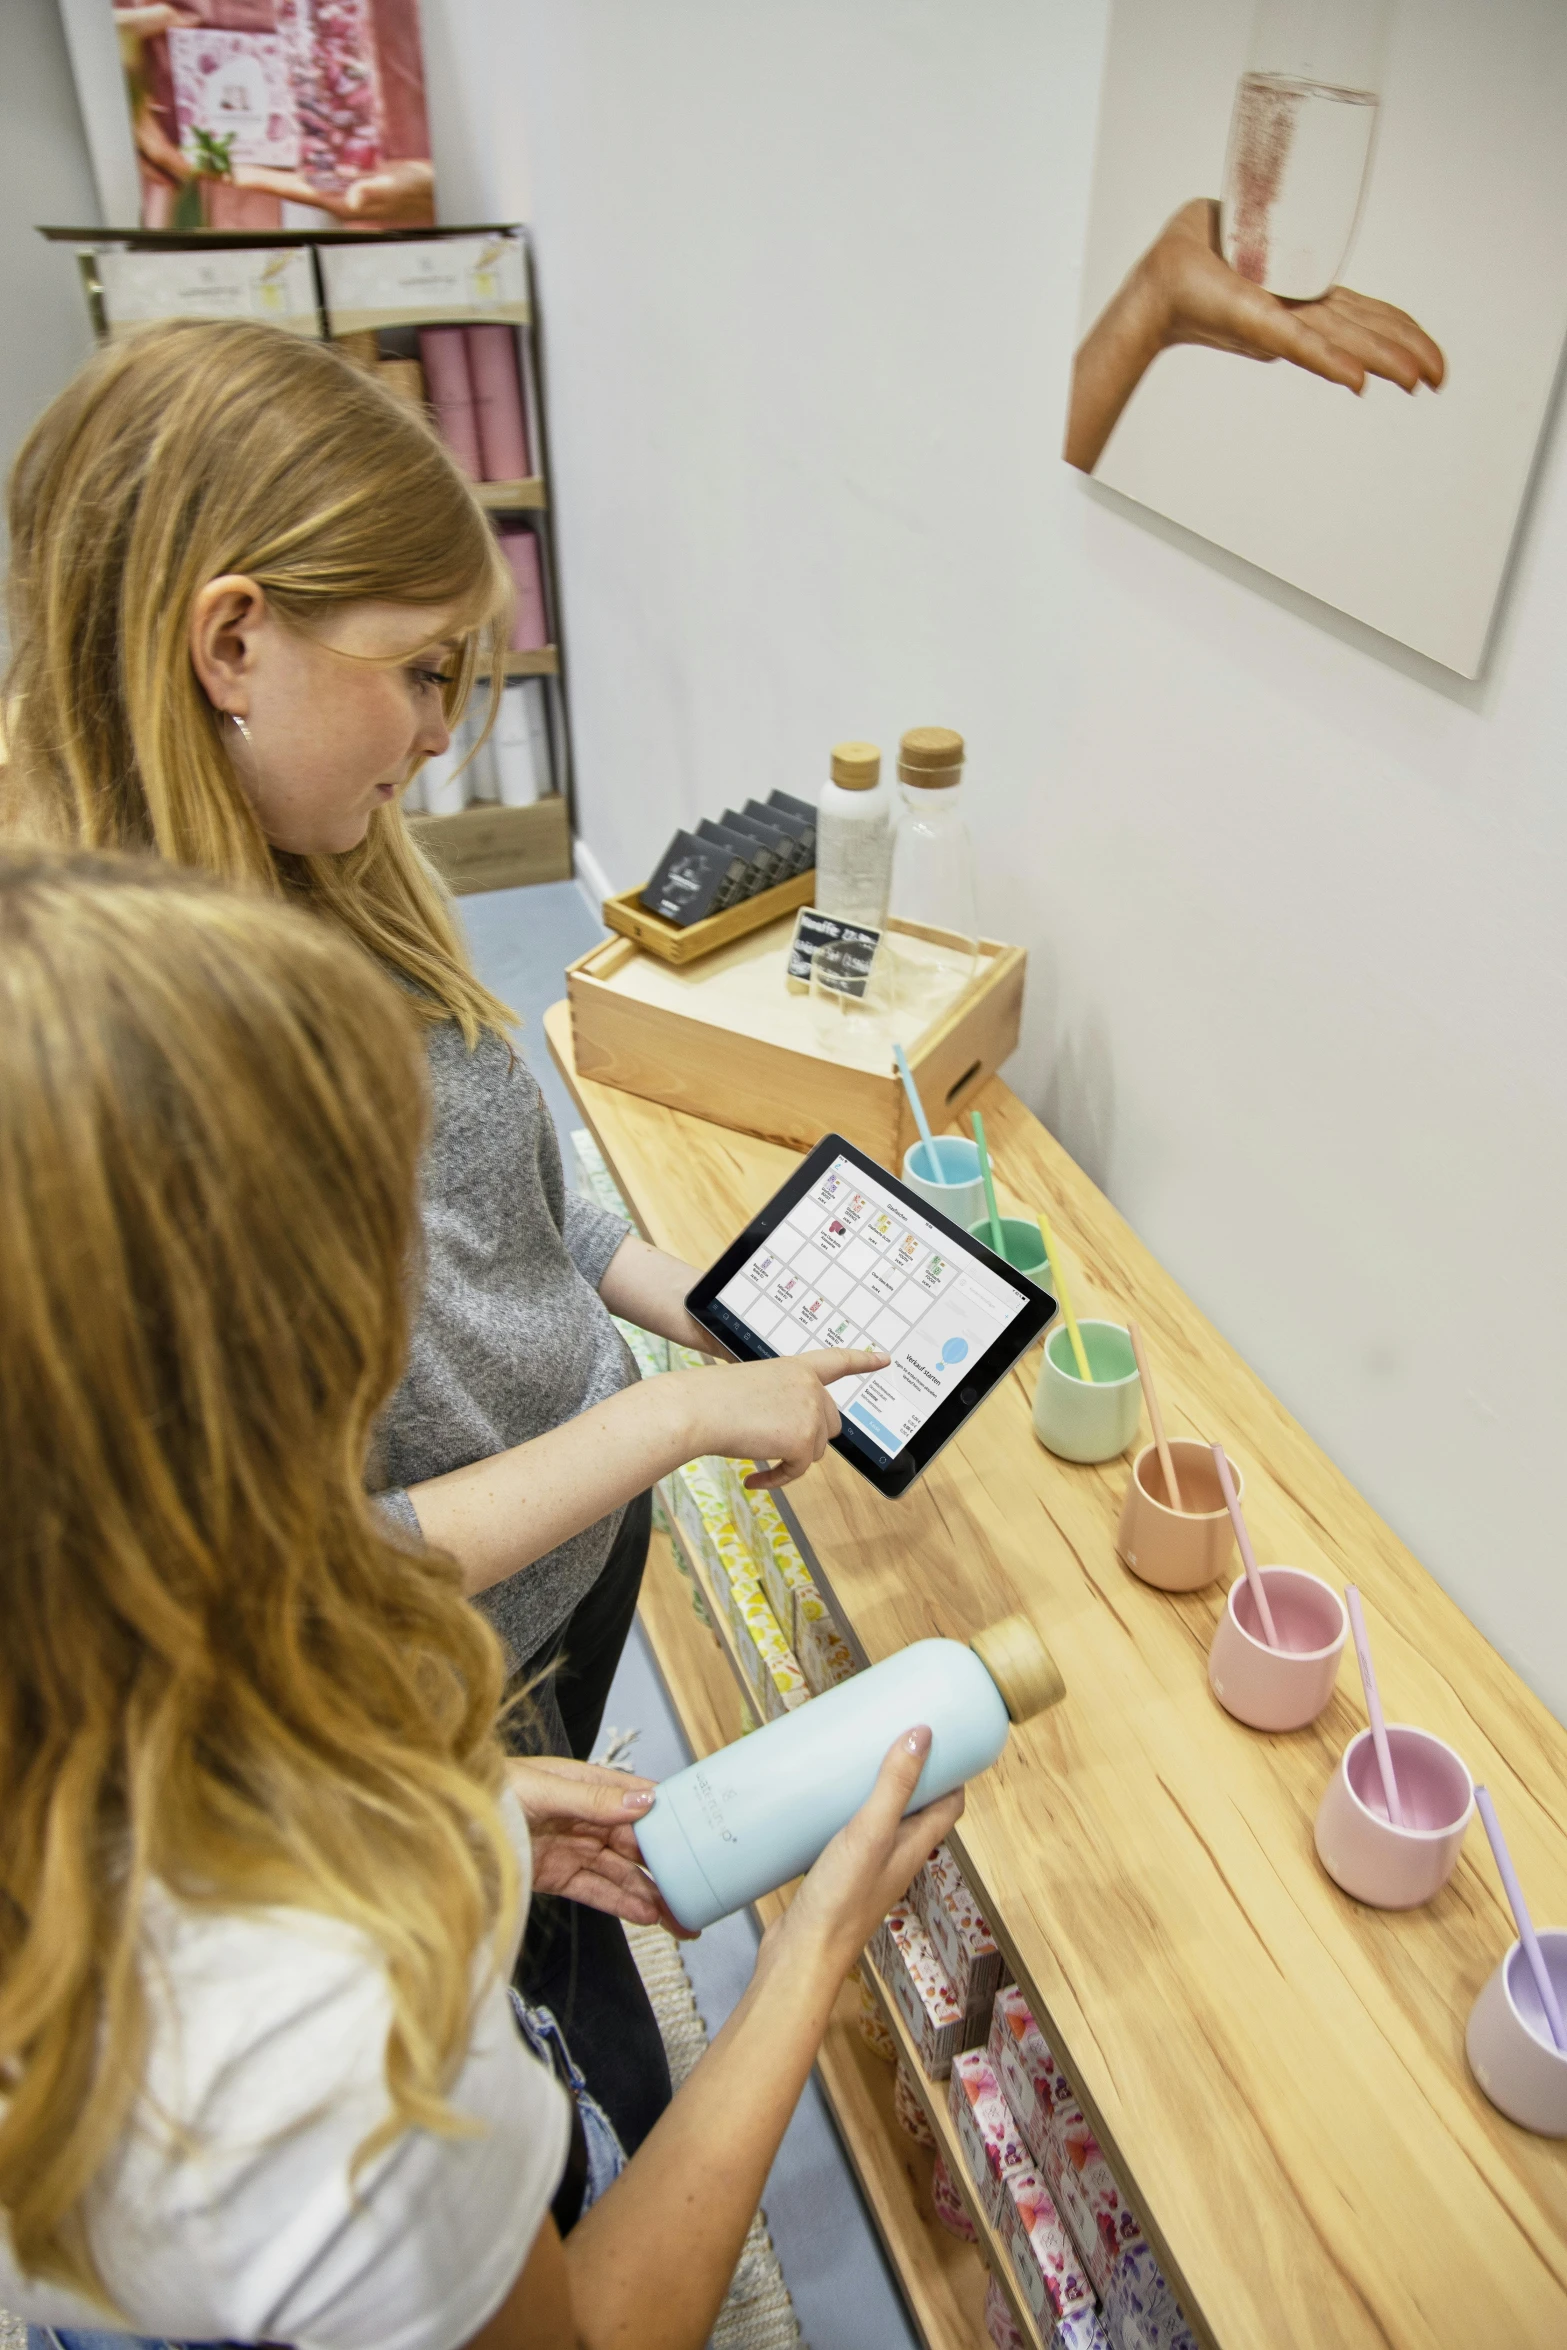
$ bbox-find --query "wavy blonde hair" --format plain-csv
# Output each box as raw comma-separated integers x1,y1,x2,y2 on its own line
0,850,517,2299
2,319,516,1043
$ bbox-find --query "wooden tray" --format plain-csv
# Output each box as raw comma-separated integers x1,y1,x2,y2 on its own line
602,870,815,965
566,912,1024,1164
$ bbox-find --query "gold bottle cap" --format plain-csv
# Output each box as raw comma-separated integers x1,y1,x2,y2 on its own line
830,740,882,790
898,726,965,788
970,1613,1066,1724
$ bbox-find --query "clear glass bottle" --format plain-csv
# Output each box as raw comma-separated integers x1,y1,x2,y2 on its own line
885,726,977,1028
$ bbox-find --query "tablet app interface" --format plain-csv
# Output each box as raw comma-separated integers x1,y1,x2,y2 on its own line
713,1155,1028,1464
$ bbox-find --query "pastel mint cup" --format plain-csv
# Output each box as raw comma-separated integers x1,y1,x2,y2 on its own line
966,1214,1052,1289
1031,1319,1140,1464
1466,1930,1567,2135
1314,1725,1474,1909
902,1137,987,1231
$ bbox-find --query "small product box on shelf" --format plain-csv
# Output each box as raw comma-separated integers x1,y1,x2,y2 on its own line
1042,2107,1145,2301
948,2049,1031,2230
748,1487,817,1630
873,1903,969,2079
990,1986,1075,2172
793,1587,859,1693
1000,2168,1096,2338
1102,2243,1198,2350
913,1845,1003,2019
984,2272,1027,2350
700,1454,760,1559
930,2154,978,2242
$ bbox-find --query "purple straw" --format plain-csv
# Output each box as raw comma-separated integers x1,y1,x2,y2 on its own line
1211,1443,1280,1650
1475,1786,1566,2053
1344,1587,1404,1828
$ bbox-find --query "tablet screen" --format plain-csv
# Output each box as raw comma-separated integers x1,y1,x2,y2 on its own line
711,1149,1031,1468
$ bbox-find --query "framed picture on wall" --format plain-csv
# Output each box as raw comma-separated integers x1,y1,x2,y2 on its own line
1066,0,1567,676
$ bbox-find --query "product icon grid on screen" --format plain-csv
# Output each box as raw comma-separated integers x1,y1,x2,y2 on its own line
716,1155,1025,1463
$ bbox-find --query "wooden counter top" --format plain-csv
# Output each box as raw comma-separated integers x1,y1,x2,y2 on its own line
544,1001,1567,2350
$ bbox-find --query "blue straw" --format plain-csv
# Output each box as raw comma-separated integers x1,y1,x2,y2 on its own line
893,1042,937,1160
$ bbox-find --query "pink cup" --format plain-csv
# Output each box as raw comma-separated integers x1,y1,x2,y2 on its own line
1208,1567,1346,1732
1314,1725,1474,1908
1466,1930,1567,2136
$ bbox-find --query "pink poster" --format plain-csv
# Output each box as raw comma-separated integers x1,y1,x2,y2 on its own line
112,0,436,231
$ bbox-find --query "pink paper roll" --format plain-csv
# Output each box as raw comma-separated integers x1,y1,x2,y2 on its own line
418,328,480,479
498,527,549,652
466,324,531,480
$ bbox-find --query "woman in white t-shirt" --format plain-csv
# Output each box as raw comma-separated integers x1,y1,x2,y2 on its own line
0,852,962,2350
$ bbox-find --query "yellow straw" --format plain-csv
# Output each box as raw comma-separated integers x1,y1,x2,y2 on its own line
1037,1209,1093,1381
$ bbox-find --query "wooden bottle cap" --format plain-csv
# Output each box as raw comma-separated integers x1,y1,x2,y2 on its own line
897,726,965,787
970,1613,1066,1723
831,740,881,789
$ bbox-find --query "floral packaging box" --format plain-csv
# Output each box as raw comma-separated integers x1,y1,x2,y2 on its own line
874,1903,968,2079
749,1487,818,1628
983,2271,1027,2350
794,1589,859,1693
989,1985,1077,2173
948,2049,1032,2230
1043,2107,1145,2301
913,1845,1003,2017
1102,2242,1198,2350
1001,2166,1096,2332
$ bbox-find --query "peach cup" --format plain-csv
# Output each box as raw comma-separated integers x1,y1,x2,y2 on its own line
1466,1930,1567,2136
1314,1726,1474,1909
1117,1439,1241,1592
1208,1568,1347,1732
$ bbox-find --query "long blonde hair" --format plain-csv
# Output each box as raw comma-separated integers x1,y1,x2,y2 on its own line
0,850,517,2298
3,319,515,1043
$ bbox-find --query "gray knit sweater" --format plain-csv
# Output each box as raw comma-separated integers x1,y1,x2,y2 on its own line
373,1019,634,1667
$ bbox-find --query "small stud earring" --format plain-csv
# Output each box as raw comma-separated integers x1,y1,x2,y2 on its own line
229,713,253,745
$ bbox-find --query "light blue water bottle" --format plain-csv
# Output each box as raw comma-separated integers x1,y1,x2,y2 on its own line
635,1614,1064,1930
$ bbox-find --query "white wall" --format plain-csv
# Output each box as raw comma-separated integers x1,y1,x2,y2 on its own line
488,0,1567,1724
0,0,100,583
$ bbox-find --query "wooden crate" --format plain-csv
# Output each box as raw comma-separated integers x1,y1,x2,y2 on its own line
602,870,816,965
409,793,571,894
565,913,1024,1164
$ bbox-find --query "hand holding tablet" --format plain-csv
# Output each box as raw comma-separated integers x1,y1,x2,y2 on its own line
685,1134,1055,1498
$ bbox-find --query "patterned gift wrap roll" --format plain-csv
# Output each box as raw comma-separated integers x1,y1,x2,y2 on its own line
948,2049,1032,2230
912,1844,1003,2021
855,1970,898,2063
1102,2242,1199,2350
930,2155,978,2242
1000,2166,1095,2335
990,1984,1076,2173
874,1903,967,2079
984,2272,1028,2350
794,1587,860,1693
893,2058,937,2148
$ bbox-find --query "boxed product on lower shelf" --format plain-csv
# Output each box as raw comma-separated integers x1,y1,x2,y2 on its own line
991,1985,1077,2171
948,2049,1031,2229
747,1484,816,1628
661,1461,807,1718
913,1844,1004,2019
1102,2243,1198,2350
1000,2166,1097,2340
793,1586,859,1692
872,1902,977,2078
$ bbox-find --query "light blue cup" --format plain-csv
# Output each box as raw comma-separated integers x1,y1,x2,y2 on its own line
1032,1319,1141,1463
902,1136,988,1232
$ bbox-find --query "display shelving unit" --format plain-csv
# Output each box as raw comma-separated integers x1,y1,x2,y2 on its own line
42,221,573,895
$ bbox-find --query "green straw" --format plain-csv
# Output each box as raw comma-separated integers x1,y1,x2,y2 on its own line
971,1109,1004,1256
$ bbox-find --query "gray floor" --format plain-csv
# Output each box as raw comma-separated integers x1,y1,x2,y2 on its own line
458,883,921,2350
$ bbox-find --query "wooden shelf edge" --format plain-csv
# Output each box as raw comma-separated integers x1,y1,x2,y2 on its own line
476,477,547,510
407,794,570,894
635,1528,991,2350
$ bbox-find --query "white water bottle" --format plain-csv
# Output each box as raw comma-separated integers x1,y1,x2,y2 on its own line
634,1615,1063,1931
815,740,891,925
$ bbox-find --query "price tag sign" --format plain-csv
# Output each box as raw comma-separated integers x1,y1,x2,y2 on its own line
788,909,882,997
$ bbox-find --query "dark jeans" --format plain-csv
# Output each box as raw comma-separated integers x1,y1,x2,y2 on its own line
509,1490,673,2166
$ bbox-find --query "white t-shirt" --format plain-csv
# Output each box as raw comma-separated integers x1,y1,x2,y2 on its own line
0,1792,569,2350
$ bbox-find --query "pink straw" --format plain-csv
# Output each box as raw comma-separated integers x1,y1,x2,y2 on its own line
1344,1587,1404,1826
1475,1787,1566,2052
1211,1443,1280,1650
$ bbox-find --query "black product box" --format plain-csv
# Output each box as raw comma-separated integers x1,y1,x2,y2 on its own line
768,789,818,826
697,818,773,898
721,809,790,886
726,807,808,879
747,797,814,862
641,829,746,925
